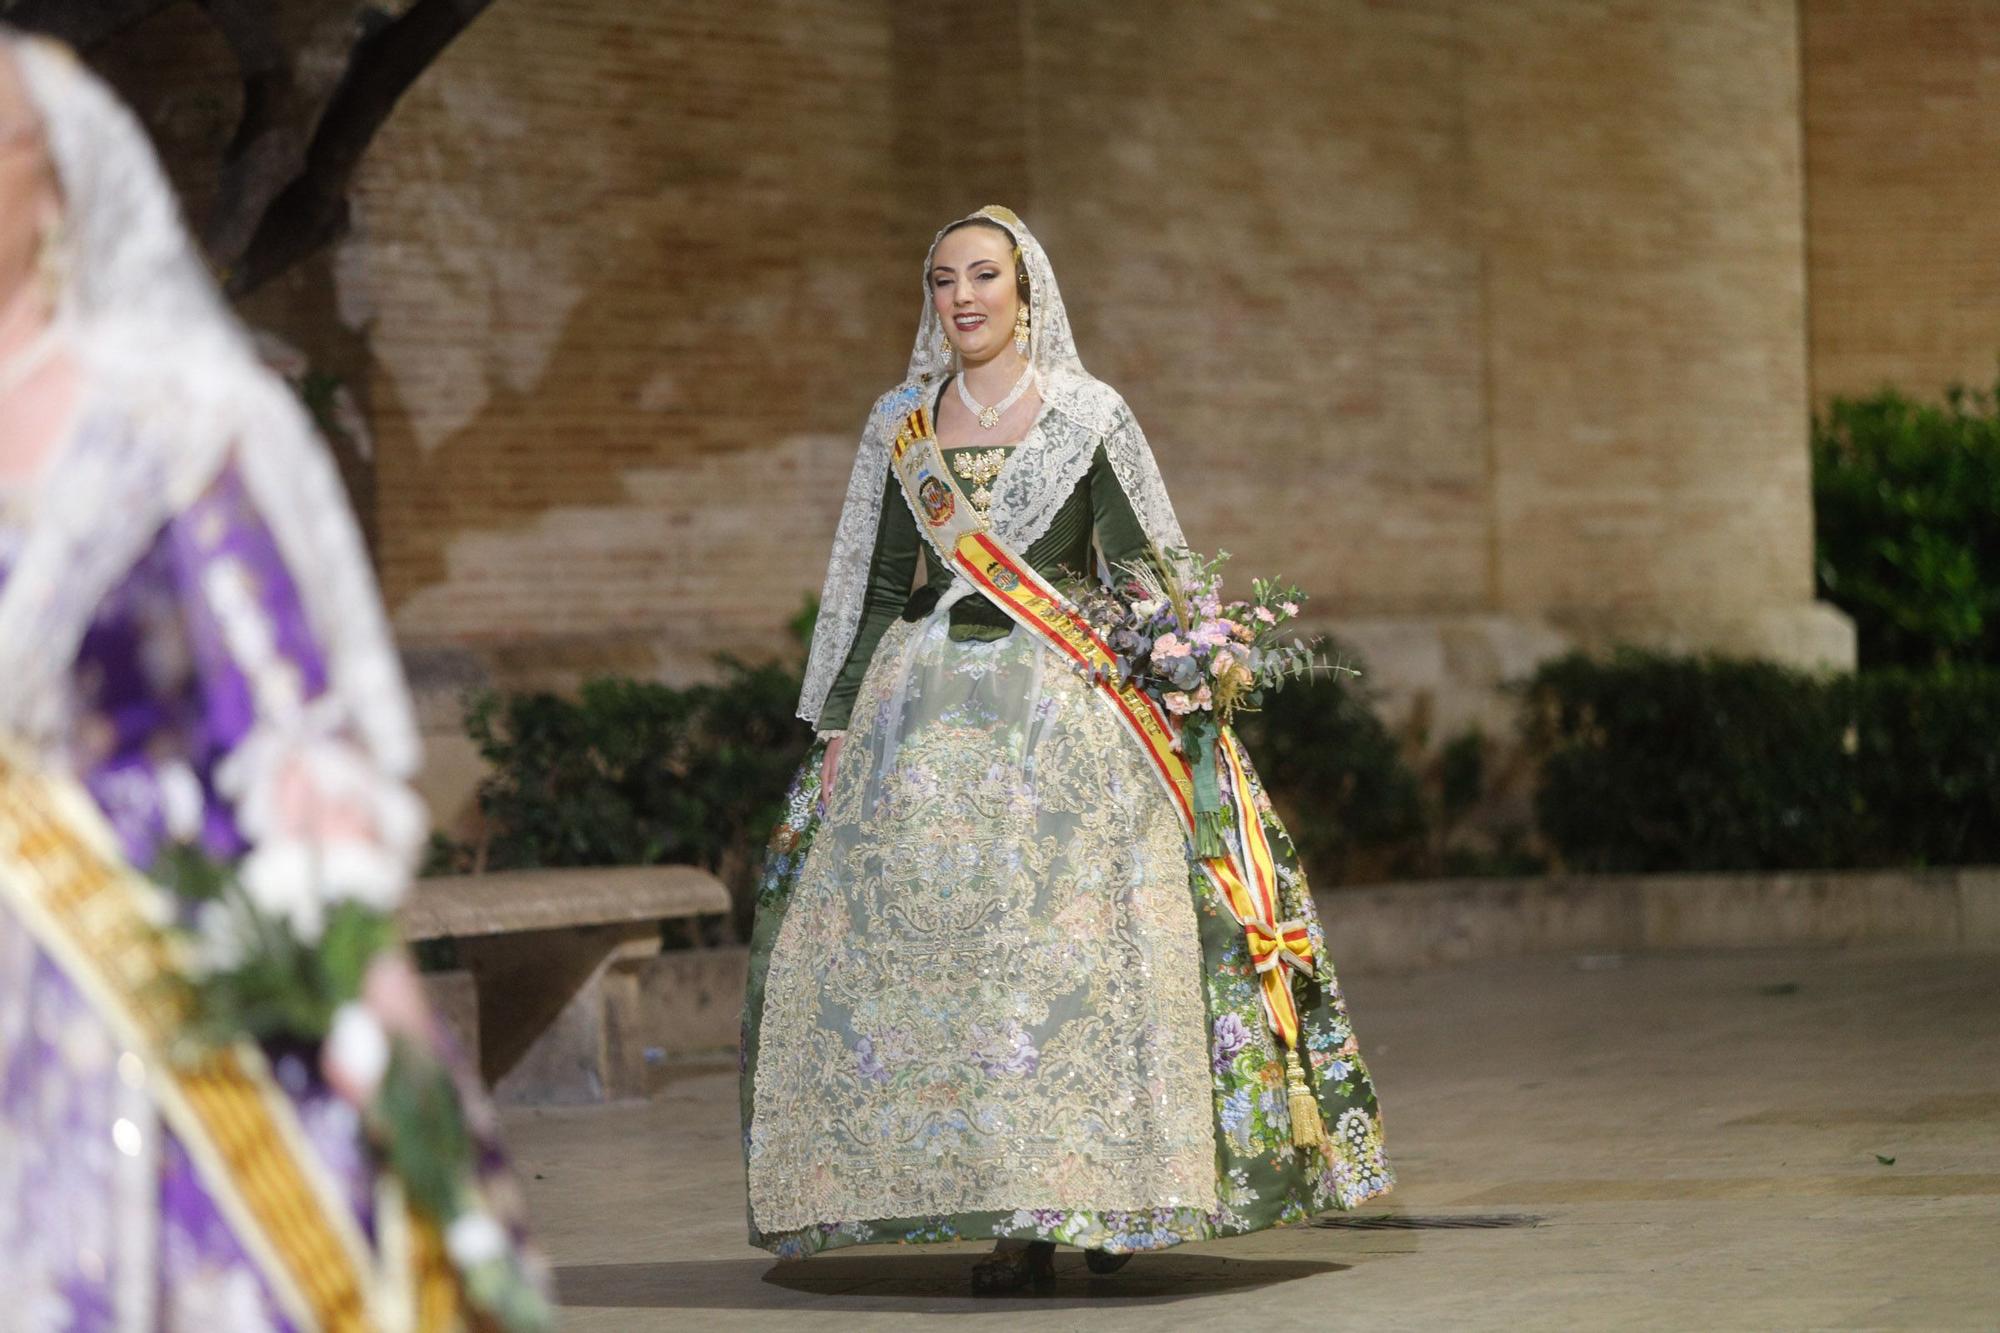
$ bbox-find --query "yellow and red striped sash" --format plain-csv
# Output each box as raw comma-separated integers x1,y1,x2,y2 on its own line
891,408,1324,1140
0,744,456,1331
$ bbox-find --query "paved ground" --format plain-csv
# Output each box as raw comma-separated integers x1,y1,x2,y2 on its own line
505,946,2000,1330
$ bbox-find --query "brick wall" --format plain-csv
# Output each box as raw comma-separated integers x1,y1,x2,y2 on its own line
310,2,917,681
1802,0,2000,404
1464,1,1821,638
1023,2,1489,619
280,0,1839,698
73,0,1901,799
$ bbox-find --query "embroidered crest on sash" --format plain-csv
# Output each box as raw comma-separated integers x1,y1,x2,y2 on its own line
917,473,956,525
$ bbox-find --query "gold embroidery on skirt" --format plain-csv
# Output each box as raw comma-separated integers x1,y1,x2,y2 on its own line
748,619,1215,1231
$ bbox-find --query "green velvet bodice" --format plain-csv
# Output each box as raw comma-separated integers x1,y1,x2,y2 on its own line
816,437,1155,732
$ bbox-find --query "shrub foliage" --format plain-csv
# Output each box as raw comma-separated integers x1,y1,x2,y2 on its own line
1814,383,2000,668
431,636,812,941
1232,662,1429,883
1526,650,2000,872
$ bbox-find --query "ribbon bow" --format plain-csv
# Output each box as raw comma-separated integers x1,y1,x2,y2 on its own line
1245,916,1315,979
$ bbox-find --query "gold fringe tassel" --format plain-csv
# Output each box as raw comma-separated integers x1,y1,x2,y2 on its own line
1284,1048,1325,1148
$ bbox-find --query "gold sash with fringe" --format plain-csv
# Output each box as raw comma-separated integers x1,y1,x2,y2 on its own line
0,743,458,1331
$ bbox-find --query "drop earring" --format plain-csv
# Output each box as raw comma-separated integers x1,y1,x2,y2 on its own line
935,326,954,369
1013,305,1030,358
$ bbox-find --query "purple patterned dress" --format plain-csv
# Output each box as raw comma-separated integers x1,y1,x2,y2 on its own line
1,436,424,1330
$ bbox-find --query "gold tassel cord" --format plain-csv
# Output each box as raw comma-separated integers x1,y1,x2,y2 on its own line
1284,1048,1325,1148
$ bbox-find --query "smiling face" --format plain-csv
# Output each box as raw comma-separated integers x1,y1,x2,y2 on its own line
929,221,1025,368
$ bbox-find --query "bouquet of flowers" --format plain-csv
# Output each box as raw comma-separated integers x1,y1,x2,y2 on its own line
1072,547,1351,856
154,842,553,1330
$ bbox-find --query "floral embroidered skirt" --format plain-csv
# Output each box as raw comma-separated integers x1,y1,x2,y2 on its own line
742,606,1392,1257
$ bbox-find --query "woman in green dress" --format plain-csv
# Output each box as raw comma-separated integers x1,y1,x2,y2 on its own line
741,206,1391,1292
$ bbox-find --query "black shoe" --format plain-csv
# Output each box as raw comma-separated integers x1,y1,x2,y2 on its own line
1084,1248,1131,1275
970,1241,1057,1295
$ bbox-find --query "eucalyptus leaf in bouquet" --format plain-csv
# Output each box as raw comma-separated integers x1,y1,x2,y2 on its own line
1073,546,1353,854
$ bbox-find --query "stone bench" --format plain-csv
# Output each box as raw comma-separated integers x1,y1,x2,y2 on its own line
402,865,731,1105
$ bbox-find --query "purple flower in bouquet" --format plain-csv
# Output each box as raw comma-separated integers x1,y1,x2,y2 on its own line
1088,546,1349,729
1075,545,1354,855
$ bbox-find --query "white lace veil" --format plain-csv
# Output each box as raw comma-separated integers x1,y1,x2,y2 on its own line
0,33,420,776
798,204,1186,728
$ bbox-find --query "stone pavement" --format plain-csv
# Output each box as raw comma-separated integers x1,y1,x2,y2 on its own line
504,947,2000,1330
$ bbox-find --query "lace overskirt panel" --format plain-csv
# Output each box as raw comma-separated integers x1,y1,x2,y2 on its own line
746,612,1217,1232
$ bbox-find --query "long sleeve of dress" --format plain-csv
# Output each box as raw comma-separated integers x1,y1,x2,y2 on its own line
816,473,921,733
1088,442,1159,576
17,450,544,1316
71,457,423,927
15,455,426,1323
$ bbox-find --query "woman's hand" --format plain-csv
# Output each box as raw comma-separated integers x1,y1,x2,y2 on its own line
819,734,845,807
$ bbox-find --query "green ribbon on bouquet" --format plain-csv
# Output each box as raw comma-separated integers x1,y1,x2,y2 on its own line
1181,714,1231,858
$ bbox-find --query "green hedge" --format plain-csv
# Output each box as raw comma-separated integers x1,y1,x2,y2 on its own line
1814,383,2000,668
443,637,2000,924
1845,667,2000,866
435,624,1439,934
428,654,811,939
1232,661,1429,882
1526,650,2000,872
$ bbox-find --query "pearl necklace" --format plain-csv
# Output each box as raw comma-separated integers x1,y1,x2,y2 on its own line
955,363,1035,430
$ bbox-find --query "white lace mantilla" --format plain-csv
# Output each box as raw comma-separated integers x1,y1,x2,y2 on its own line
798,207,1186,727
0,36,419,780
